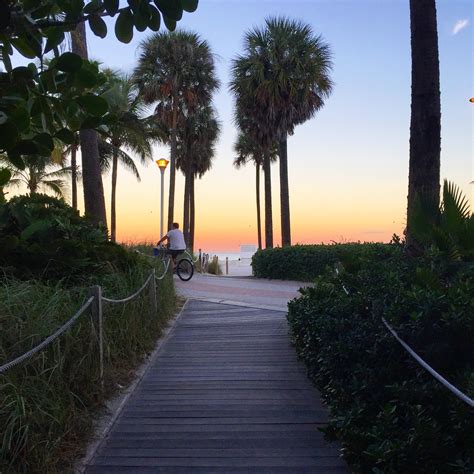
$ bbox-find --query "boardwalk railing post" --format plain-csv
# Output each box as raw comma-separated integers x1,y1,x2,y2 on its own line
199,249,202,273
226,257,229,275
89,285,104,387
149,269,157,316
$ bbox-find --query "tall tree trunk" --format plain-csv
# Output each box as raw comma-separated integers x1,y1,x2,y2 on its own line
71,144,77,210
167,94,178,232
279,137,291,247
110,148,119,242
263,153,273,248
256,163,262,250
406,0,441,247
183,158,192,248
71,22,107,228
190,174,195,253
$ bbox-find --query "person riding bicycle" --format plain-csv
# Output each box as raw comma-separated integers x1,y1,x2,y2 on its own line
156,222,186,268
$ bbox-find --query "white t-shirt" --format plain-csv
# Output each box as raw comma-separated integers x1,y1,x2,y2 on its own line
167,229,186,250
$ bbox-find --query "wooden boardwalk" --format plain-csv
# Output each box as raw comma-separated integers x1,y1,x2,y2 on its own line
86,300,349,473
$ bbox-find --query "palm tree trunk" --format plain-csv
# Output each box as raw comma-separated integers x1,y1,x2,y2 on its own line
263,153,273,249
71,144,77,211
256,163,262,250
190,174,195,253
71,22,107,228
406,0,441,247
110,148,119,242
279,137,291,247
183,158,191,248
167,94,178,232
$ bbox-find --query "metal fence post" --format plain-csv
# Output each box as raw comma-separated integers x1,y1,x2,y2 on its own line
226,257,229,275
89,285,104,387
199,249,202,273
149,269,157,316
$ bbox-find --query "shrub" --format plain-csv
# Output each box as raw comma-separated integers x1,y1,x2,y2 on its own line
0,194,139,283
207,255,222,275
287,248,474,472
252,243,398,281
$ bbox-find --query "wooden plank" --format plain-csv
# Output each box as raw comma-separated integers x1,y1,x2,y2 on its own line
85,302,348,472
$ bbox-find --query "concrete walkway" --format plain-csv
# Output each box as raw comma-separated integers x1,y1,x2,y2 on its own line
85,300,348,473
175,274,309,311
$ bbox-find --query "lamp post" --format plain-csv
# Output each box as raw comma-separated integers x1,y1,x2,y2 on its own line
156,159,169,239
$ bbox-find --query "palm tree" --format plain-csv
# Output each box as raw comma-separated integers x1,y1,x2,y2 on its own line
71,22,107,227
406,0,441,248
99,71,163,242
234,132,278,250
230,17,333,247
133,30,219,233
2,156,71,198
176,104,220,250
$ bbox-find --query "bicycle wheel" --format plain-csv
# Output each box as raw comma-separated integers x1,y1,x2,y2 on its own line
177,258,194,281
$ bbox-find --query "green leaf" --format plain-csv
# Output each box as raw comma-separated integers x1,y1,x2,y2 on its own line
13,140,39,155
1,46,12,72
55,128,76,144
104,0,120,15
83,0,101,14
7,152,25,170
163,16,176,31
89,14,108,38
75,66,100,88
148,5,161,31
33,133,55,153
0,122,19,151
12,66,34,80
44,28,65,54
180,0,198,12
115,8,134,43
77,94,109,116
10,106,30,132
154,0,183,21
0,168,11,187
134,2,151,32
11,38,37,58
55,52,83,72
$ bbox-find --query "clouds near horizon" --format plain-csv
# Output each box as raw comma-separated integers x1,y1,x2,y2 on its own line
452,19,470,35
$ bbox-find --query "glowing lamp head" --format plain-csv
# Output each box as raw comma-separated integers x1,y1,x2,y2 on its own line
156,159,169,170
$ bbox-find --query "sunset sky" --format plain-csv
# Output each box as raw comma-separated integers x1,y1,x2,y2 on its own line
12,0,474,251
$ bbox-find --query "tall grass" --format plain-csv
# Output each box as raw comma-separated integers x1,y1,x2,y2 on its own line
0,258,175,472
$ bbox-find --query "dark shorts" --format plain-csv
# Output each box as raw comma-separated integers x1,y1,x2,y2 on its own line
168,249,185,259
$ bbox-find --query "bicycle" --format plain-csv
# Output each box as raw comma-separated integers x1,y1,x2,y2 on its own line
153,246,195,281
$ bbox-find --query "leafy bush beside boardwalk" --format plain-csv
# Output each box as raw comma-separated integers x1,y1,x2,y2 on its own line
252,243,397,281
287,246,474,472
0,195,176,473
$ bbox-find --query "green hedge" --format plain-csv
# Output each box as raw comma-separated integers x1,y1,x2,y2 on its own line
287,250,474,472
252,243,397,281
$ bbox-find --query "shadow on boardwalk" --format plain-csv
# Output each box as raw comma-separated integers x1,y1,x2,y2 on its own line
85,300,349,473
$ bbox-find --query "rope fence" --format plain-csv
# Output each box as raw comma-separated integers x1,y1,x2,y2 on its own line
0,265,169,379
334,265,474,408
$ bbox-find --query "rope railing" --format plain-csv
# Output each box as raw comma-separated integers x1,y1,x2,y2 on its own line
0,266,168,378
102,272,154,304
334,265,474,408
0,297,94,374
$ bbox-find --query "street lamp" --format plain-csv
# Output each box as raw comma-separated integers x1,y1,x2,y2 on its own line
156,159,169,239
